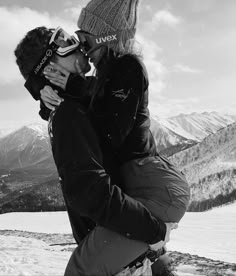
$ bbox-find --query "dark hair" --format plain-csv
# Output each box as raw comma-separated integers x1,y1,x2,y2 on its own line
14,27,53,80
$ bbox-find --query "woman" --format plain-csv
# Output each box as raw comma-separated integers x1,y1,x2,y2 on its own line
40,0,190,275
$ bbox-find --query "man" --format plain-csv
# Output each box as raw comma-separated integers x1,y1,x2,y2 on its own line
15,26,175,275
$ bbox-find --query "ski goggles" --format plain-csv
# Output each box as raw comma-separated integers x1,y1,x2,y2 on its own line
75,30,122,55
50,26,80,57
25,27,81,100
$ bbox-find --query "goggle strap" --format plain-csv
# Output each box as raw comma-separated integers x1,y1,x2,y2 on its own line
24,42,59,101
76,29,135,47
88,32,120,46
30,42,58,76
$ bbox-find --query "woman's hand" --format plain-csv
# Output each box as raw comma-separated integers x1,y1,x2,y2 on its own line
149,222,178,251
40,85,64,110
43,62,70,90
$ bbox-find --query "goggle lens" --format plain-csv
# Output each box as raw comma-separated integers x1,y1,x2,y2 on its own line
50,27,81,56
54,29,74,47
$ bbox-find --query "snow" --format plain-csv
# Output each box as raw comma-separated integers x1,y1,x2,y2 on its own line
168,202,236,263
0,203,235,275
176,265,199,276
0,212,71,234
0,174,9,178
159,118,198,141
0,235,70,276
27,123,48,137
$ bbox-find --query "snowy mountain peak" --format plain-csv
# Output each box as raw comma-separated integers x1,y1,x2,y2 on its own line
0,122,52,170
165,111,235,142
24,123,48,137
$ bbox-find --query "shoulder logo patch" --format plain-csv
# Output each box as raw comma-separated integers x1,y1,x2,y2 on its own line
111,89,130,101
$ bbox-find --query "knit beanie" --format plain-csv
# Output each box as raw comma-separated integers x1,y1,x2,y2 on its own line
77,0,140,52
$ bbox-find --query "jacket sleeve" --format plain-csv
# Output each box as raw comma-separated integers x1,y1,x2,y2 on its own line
52,104,166,244
104,57,149,149
38,74,88,121
65,74,85,94
39,99,51,121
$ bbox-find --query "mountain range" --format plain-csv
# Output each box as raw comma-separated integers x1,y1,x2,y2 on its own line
0,124,54,170
0,111,235,212
169,121,236,211
151,111,236,156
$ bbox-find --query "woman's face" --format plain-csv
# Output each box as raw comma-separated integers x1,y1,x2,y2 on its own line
56,49,91,74
88,47,106,67
76,31,107,68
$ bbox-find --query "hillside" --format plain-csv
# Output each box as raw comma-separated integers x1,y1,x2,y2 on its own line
0,169,60,213
169,122,236,211
150,118,197,156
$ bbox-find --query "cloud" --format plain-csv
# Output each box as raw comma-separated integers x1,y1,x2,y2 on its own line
149,96,201,118
136,33,167,98
143,4,152,12
64,7,82,22
172,64,203,74
0,6,77,85
0,96,41,124
0,7,48,84
152,10,181,28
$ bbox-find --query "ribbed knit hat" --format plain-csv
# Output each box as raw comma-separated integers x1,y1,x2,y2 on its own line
77,0,140,52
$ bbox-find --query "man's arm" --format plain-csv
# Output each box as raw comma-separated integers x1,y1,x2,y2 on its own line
52,102,166,244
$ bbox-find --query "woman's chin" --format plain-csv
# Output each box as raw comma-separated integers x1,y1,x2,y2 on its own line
85,64,92,73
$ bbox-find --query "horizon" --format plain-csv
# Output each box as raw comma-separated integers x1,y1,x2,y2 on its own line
0,0,236,125
0,110,235,135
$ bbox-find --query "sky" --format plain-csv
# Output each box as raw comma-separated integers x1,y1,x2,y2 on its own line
0,0,236,128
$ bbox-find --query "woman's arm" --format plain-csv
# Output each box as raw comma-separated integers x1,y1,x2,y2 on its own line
103,56,148,149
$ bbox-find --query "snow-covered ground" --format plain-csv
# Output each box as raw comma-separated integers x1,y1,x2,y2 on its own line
0,203,235,275
0,212,72,276
0,211,71,234
168,202,236,263
0,235,70,276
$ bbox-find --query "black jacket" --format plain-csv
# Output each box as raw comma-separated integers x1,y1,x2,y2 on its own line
61,54,158,180
42,54,166,244
93,54,158,164
49,99,166,244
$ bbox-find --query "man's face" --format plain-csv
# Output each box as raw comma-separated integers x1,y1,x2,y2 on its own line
53,30,91,74
56,49,91,74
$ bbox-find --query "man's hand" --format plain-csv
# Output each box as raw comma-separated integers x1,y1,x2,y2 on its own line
40,85,63,110
43,62,70,90
149,222,178,251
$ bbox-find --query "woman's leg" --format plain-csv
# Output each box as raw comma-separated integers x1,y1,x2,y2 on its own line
64,226,149,276
120,155,190,222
